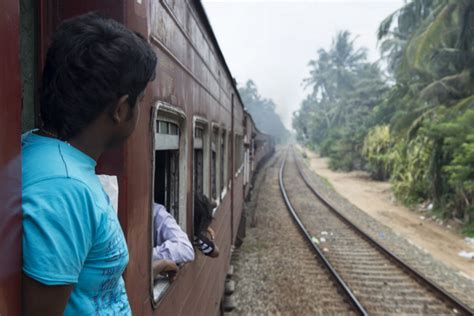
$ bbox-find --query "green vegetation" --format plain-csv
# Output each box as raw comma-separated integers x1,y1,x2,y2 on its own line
293,30,389,171
239,80,289,143
293,0,474,232
362,125,392,181
462,221,474,237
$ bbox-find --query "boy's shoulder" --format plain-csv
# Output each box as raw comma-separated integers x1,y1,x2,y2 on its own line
153,203,172,221
22,132,106,208
22,135,69,187
22,132,97,187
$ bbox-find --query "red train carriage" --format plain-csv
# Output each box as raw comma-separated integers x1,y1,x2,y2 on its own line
243,112,274,200
0,0,273,315
244,112,275,198
237,112,274,244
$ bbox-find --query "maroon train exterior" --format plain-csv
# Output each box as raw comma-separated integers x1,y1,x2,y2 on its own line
243,114,275,200
0,0,274,315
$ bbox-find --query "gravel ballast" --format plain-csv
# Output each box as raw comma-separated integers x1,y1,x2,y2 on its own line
228,148,474,314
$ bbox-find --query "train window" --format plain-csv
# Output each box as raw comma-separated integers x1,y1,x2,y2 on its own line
211,126,219,202
234,135,244,176
219,129,228,198
228,133,232,188
154,120,180,220
194,126,204,195
193,119,210,197
158,121,168,134
155,154,179,218
244,135,250,185
151,104,188,305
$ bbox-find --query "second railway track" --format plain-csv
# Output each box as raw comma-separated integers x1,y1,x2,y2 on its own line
279,148,473,315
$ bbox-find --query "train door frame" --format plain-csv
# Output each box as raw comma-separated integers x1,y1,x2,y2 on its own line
1,1,22,314
149,101,188,307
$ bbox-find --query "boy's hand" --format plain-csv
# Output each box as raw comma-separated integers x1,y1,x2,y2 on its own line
207,227,215,241
209,244,220,258
153,259,178,282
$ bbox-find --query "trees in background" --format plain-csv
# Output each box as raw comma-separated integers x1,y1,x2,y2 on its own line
239,80,289,143
293,0,474,230
293,31,388,171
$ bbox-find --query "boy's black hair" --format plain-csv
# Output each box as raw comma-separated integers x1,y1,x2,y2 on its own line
194,193,214,235
40,12,157,140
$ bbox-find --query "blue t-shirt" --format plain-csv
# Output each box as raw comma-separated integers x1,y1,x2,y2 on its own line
22,132,131,315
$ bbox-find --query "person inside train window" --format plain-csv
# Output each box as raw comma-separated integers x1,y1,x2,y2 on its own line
193,193,220,258
22,13,157,315
152,202,195,264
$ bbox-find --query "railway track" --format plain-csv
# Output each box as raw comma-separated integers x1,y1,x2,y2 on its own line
231,152,361,314
279,148,474,315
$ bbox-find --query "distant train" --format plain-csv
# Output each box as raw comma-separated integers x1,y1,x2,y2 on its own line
0,0,274,315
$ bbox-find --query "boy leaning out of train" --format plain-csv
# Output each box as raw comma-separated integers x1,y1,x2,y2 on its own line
152,202,195,281
22,13,157,315
194,193,220,258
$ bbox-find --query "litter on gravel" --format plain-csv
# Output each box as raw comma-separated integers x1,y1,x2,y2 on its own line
311,236,319,245
457,251,474,259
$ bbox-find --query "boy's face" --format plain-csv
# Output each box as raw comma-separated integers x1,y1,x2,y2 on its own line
107,91,146,148
124,92,144,138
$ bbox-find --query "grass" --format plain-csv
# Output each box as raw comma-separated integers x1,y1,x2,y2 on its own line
462,221,474,237
298,146,335,190
431,205,449,220
318,175,334,190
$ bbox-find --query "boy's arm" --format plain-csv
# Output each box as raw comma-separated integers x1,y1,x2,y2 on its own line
22,179,95,314
195,234,219,258
22,274,73,316
153,211,194,263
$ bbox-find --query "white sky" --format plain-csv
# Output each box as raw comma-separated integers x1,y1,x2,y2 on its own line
202,0,404,129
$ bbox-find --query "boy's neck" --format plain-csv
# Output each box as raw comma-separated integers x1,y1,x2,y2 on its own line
69,125,109,161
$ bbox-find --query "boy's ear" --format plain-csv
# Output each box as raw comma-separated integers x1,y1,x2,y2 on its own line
112,95,130,123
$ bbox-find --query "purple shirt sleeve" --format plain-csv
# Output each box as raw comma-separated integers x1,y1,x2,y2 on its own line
152,203,195,264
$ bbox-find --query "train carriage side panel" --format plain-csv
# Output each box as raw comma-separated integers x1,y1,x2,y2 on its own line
0,0,22,314
148,1,239,314
24,1,250,315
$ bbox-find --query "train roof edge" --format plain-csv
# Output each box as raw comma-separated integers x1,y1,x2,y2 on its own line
195,1,247,114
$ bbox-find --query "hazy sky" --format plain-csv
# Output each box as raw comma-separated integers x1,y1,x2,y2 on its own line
202,0,404,129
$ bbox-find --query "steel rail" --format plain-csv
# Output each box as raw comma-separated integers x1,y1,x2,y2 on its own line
292,149,474,316
279,152,368,316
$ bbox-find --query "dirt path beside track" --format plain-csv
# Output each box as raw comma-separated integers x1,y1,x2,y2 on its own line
302,148,474,280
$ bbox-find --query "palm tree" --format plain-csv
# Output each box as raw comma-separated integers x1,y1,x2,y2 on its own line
304,31,367,102
378,0,474,220
379,0,473,104
295,31,387,168
377,0,447,75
